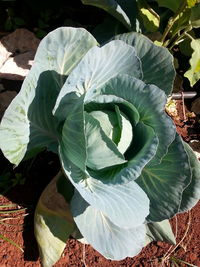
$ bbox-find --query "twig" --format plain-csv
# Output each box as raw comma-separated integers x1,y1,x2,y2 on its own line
181,92,187,121
82,244,87,267
161,211,192,265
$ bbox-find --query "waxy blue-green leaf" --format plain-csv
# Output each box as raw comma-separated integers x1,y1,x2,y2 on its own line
93,75,175,165
0,27,98,165
145,220,176,245
60,154,149,228
179,142,200,213
136,135,191,222
34,172,75,267
71,190,146,260
113,32,176,95
54,40,142,112
85,112,126,170
60,96,86,172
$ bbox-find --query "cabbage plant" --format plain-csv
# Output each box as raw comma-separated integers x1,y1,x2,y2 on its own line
0,27,200,267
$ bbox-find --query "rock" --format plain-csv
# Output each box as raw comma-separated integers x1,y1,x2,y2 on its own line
0,51,35,80
189,140,200,159
0,29,40,80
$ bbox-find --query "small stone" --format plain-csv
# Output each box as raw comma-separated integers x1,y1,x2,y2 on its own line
189,252,197,262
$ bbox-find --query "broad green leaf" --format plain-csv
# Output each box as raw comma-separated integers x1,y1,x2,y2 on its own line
187,0,197,8
170,8,191,38
94,75,176,165
155,0,182,12
136,135,191,222
113,32,176,95
71,190,146,260
60,154,150,228
84,112,126,170
137,0,160,32
81,0,132,30
146,220,176,245
60,96,86,172
179,142,200,212
54,40,142,111
184,38,200,86
190,3,200,27
0,27,97,165
34,172,75,267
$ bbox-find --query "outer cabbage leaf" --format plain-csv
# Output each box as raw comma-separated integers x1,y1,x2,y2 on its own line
136,135,191,222
34,172,75,267
54,40,142,112
71,189,146,260
145,220,176,245
112,32,176,95
0,27,98,165
60,152,149,229
179,141,200,213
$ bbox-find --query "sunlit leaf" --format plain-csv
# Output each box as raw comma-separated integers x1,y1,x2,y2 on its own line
137,0,160,32
184,38,200,86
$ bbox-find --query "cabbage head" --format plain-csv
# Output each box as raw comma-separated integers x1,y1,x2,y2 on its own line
0,27,199,266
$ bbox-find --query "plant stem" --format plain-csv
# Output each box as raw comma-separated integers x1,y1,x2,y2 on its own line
184,32,195,41
168,27,194,50
168,31,187,50
161,0,187,45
